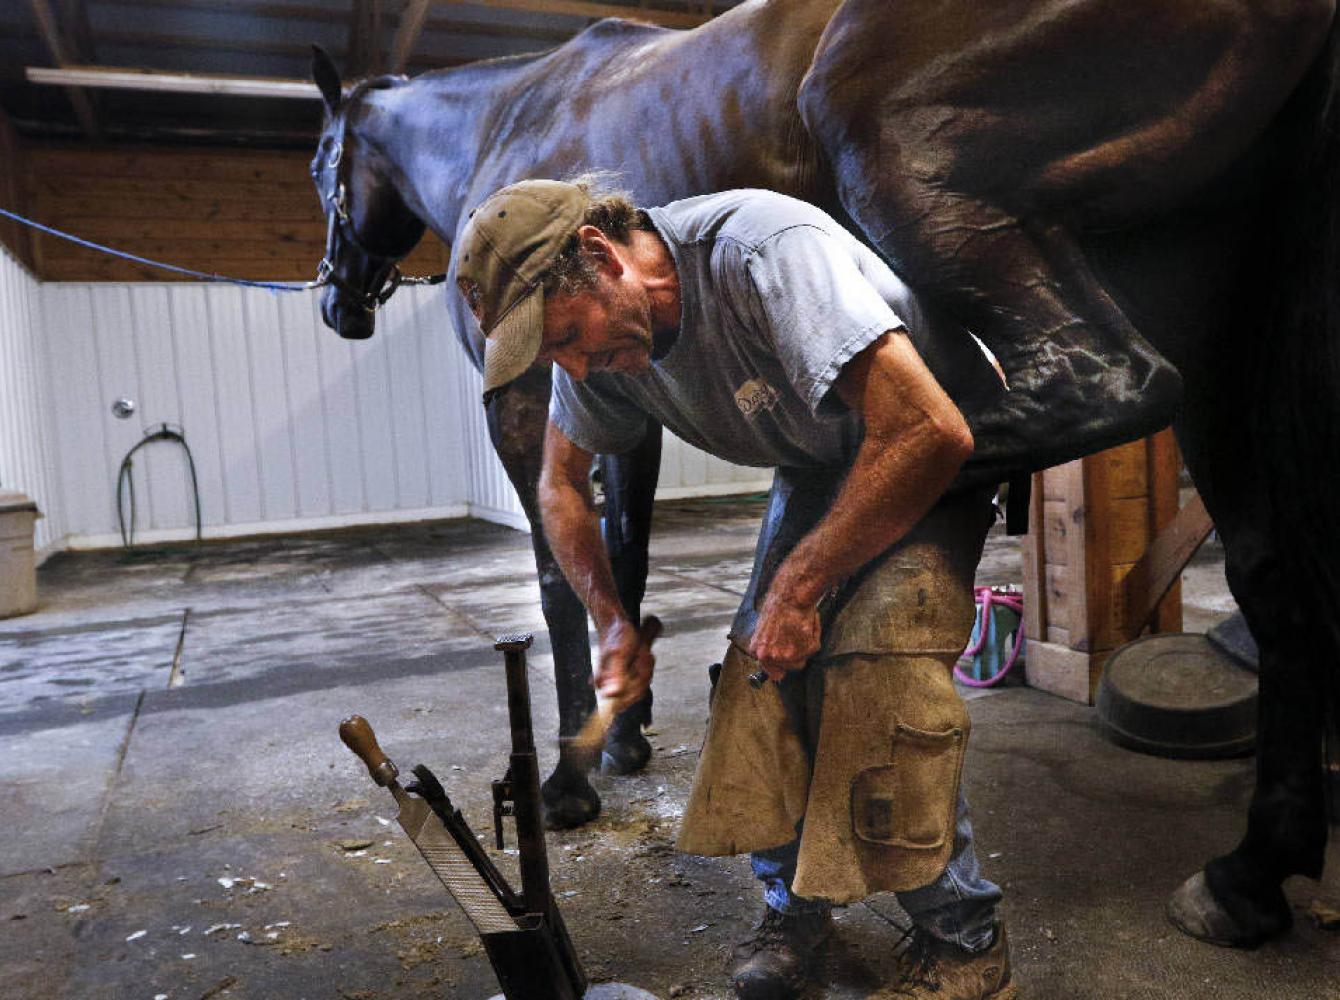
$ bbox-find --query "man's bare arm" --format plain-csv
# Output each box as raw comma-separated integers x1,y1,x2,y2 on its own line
750,330,974,674
539,420,625,631
539,420,654,708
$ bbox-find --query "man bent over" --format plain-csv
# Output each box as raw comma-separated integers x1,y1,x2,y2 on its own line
454,177,1015,999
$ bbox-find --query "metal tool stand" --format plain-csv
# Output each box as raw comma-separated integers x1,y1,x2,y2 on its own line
344,633,670,1000
482,633,587,998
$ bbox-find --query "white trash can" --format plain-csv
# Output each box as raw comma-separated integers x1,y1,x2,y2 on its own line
0,491,39,618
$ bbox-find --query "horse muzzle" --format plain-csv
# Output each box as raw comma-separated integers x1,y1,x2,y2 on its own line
322,288,376,340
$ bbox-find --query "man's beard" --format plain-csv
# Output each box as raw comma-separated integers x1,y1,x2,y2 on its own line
605,282,654,369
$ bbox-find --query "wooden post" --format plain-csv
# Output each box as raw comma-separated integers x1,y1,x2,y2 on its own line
1020,428,1186,704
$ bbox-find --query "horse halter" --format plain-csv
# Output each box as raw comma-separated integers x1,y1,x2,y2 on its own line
315,130,446,313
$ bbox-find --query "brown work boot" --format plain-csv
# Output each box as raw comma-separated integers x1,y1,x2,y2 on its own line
881,921,1016,999
728,905,832,999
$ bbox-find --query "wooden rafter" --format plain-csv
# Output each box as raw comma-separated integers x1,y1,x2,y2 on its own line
107,0,715,30
27,65,322,99
103,0,567,40
433,0,711,31
56,0,98,62
26,0,100,139
347,0,385,77
19,29,471,69
391,0,432,74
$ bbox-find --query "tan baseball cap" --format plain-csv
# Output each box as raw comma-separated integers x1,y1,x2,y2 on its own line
455,179,592,398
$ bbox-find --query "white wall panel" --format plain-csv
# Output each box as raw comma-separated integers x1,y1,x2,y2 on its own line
128,284,190,531
167,286,228,528
202,285,265,526
42,286,105,541
39,283,473,546
242,290,300,523
0,247,63,556
274,291,332,518
33,280,769,548
656,433,772,499
312,309,367,517
413,291,468,511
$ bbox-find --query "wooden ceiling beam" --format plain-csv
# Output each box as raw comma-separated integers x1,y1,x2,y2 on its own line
56,0,98,63
39,29,476,68
102,0,712,32
27,65,323,98
347,0,385,77
26,0,100,138
432,0,712,30
391,0,432,73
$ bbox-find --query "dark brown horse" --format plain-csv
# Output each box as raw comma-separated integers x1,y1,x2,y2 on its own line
310,0,1340,949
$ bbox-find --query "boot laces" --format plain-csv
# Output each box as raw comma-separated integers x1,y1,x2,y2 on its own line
745,907,825,954
893,927,943,994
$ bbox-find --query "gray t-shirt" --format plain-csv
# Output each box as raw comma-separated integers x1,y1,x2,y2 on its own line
549,189,987,468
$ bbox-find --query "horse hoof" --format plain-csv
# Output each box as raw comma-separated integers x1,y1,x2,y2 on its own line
1167,871,1289,948
601,731,652,775
541,772,601,830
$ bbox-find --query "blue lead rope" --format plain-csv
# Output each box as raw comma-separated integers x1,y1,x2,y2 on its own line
0,206,324,292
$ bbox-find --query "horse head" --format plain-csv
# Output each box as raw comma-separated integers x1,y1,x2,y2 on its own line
310,46,427,340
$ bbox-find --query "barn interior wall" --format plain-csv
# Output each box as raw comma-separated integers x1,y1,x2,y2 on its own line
0,246,63,558
38,282,477,546
20,142,449,284
0,111,34,270
10,140,769,550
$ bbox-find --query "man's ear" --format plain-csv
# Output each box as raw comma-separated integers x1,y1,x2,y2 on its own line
311,45,343,114
577,225,624,277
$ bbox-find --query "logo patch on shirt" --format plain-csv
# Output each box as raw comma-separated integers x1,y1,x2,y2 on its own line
734,378,781,418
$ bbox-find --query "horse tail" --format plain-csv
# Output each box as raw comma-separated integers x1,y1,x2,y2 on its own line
1251,11,1340,768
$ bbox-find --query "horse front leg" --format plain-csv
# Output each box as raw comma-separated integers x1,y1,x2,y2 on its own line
597,421,663,774
486,367,601,828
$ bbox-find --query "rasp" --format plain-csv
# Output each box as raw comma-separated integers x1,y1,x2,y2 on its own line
339,714,517,935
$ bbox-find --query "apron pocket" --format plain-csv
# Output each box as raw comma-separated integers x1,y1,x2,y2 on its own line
850,722,964,850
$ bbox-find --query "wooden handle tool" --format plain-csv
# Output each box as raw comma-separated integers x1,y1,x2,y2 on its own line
573,615,662,753
339,714,400,787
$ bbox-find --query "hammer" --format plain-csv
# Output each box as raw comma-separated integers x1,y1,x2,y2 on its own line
573,615,662,752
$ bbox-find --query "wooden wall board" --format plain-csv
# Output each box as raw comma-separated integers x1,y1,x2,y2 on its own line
0,108,35,269
22,140,449,283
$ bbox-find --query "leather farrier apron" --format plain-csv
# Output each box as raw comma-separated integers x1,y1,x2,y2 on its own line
677,471,994,902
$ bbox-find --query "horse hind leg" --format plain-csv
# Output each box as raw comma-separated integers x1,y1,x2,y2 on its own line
486,368,601,829
799,56,1182,485
1165,314,1328,949
1165,487,1327,947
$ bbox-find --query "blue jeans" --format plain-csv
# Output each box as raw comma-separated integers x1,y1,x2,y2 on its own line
751,792,1001,953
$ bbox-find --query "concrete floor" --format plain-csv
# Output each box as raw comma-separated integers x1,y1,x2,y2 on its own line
1,497,1338,1000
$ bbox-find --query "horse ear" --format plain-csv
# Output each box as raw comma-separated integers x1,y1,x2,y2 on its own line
311,45,343,114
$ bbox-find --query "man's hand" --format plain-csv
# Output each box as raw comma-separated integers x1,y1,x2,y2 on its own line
750,585,821,681
595,617,658,712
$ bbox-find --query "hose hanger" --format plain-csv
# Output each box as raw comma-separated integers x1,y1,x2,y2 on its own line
116,423,203,549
